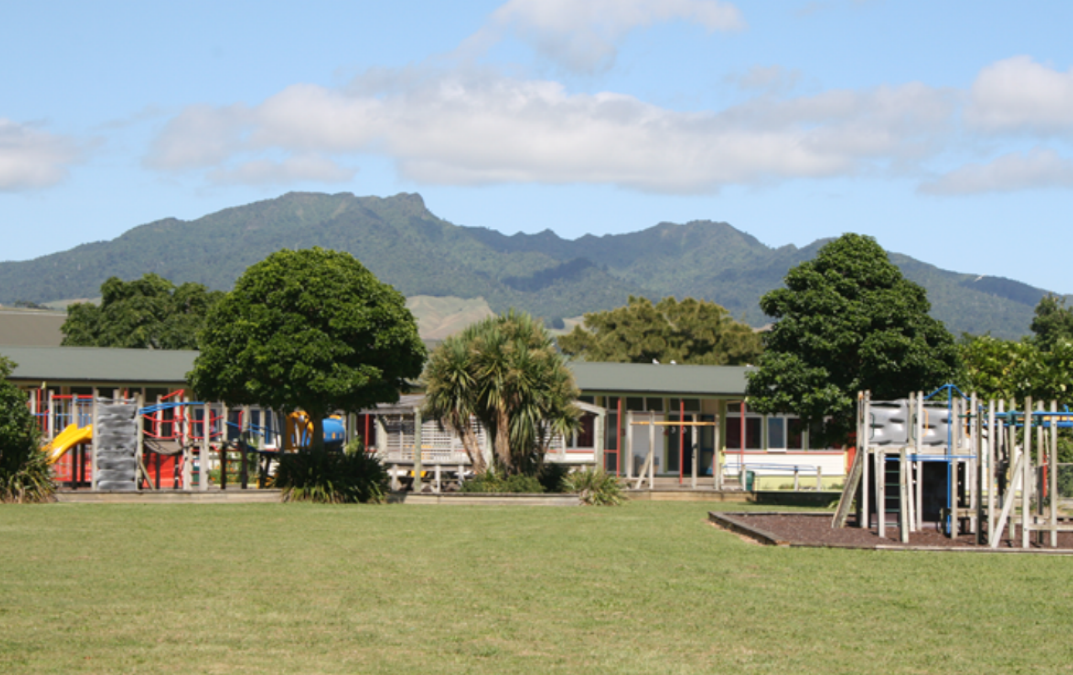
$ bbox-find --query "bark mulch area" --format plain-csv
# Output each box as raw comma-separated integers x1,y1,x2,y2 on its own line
710,511,1073,553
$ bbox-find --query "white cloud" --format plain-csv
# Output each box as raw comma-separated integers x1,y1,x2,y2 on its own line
920,148,1073,195
144,71,955,193
728,65,801,94
465,0,745,73
207,154,355,185
966,56,1073,135
144,104,251,170
0,119,82,191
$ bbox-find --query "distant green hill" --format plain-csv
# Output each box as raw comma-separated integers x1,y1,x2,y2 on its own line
0,191,1056,339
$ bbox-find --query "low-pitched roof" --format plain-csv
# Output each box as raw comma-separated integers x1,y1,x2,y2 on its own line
1,345,752,398
1,345,195,387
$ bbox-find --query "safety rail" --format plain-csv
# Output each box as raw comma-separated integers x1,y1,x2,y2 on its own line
727,461,825,491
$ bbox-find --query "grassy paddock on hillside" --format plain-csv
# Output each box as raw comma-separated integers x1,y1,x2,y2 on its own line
2,502,1072,674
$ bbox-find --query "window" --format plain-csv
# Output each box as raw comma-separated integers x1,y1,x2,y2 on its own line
568,413,596,448
725,416,762,450
669,398,701,412
767,417,785,449
766,416,805,450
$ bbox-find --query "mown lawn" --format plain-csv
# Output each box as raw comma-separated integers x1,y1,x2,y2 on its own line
1,500,1071,674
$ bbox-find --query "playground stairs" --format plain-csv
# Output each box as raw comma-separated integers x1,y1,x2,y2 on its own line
884,459,902,518
55,489,282,504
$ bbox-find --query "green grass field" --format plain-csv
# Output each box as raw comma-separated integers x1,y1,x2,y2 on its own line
2,501,1072,674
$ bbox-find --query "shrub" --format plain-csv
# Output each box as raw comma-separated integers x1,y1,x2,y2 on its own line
0,357,54,503
561,469,626,506
538,462,570,493
460,472,545,494
273,448,388,504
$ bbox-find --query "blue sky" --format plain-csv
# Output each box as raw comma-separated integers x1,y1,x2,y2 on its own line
4,1,1073,293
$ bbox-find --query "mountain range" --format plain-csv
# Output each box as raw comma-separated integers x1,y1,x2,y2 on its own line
0,191,1057,339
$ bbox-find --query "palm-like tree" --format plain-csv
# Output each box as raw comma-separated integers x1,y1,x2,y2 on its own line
422,311,580,476
422,336,486,473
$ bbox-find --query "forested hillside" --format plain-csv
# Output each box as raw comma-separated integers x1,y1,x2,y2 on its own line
0,191,1057,338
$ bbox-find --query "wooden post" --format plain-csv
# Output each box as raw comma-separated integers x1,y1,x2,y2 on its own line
915,392,924,531
678,400,685,486
434,463,441,494
793,466,800,491
181,395,191,490
1035,401,1046,547
648,411,656,490
860,392,871,529
876,447,886,538
816,466,823,491
136,392,145,491
90,388,99,490
969,393,979,538
1007,399,1017,546
594,410,604,473
1022,397,1032,549
47,389,55,442
899,447,910,544
1050,400,1059,548
714,400,723,491
219,428,228,491
626,411,634,482
987,399,997,544
990,452,1024,549
690,424,698,490
200,403,209,491
413,408,423,493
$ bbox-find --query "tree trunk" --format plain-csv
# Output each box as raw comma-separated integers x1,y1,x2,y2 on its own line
461,422,486,475
495,407,511,474
309,414,325,452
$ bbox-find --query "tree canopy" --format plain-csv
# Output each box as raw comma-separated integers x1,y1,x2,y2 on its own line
422,311,580,476
1030,294,1073,352
0,356,53,503
557,296,762,365
746,234,959,444
189,248,425,450
61,274,223,349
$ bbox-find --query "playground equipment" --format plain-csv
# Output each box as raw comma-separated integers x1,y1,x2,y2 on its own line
284,411,346,451
43,423,93,464
31,387,355,492
833,386,1073,549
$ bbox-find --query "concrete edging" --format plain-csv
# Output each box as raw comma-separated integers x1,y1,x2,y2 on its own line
55,489,283,504
388,492,582,506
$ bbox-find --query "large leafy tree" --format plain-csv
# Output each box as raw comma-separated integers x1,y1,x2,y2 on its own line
558,296,761,365
62,273,223,349
422,311,580,476
1030,294,1073,352
746,234,959,444
0,356,53,503
959,334,1073,406
189,248,425,451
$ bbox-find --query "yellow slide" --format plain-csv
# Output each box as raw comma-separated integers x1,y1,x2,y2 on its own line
42,423,93,465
